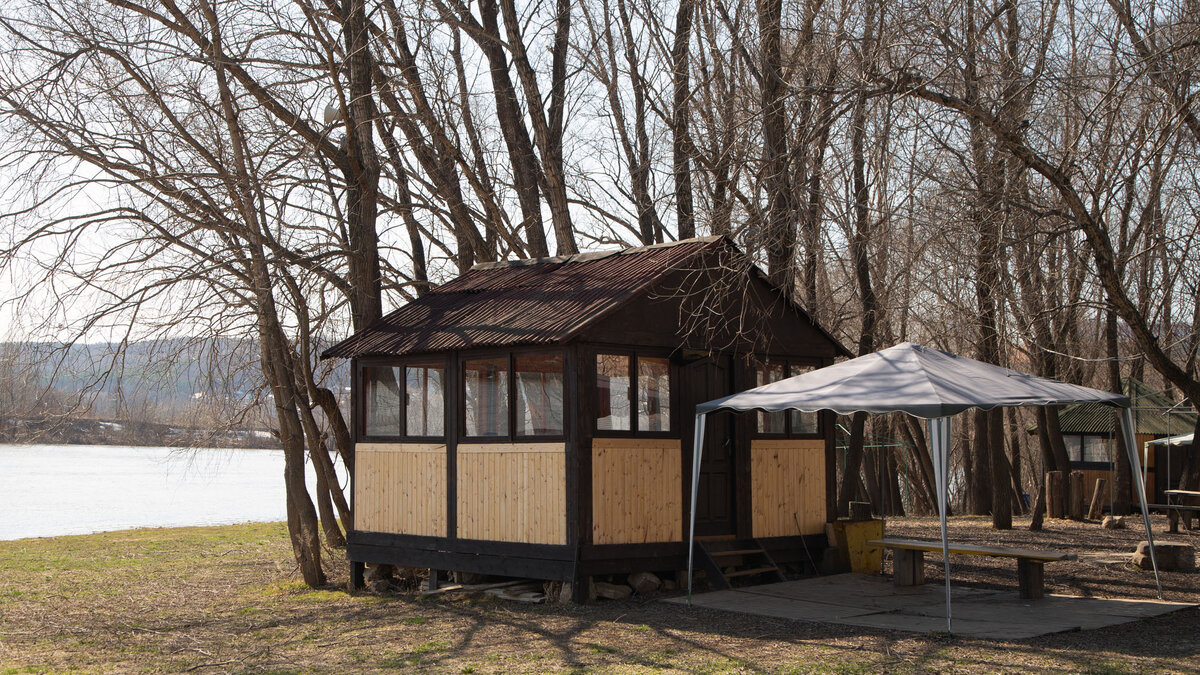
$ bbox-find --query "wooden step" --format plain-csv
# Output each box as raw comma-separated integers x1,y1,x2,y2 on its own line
710,548,766,558
724,566,779,579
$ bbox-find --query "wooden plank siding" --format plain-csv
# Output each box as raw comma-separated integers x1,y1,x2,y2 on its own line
354,443,447,536
456,443,567,544
591,438,683,544
750,439,826,537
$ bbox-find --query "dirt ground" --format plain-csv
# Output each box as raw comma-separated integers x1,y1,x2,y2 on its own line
0,516,1197,673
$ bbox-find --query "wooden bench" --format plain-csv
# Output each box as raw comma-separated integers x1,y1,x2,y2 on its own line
869,538,1076,600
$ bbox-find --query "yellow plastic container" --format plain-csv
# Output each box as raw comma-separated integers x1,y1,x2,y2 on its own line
830,519,883,574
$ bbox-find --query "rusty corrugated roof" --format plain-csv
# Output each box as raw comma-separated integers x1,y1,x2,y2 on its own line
322,237,729,359
1057,379,1197,436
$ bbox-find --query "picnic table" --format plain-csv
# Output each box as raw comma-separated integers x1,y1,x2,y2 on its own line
1150,489,1200,533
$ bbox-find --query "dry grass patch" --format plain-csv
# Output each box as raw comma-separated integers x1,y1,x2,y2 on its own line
0,516,1197,673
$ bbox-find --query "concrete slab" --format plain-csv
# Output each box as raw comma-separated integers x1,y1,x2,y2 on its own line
684,590,881,622
666,574,1194,640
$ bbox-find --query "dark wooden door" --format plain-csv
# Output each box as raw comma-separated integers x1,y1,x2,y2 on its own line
684,356,736,536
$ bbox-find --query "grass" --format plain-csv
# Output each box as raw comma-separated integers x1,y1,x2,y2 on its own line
0,521,1197,673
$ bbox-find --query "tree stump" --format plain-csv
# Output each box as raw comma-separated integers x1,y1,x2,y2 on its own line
1046,471,1065,519
1069,471,1085,520
1087,478,1108,520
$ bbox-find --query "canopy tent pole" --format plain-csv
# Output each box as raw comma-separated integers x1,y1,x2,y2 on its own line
928,416,953,633
1120,408,1162,598
686,412,707,603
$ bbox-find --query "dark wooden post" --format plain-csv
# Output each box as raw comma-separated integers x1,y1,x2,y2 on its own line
1046,471,1065,519
849,501,873,521
350,561,365,590
1087,478,1108,520
1068,471,1085,520
1017,558,1045,599
893,549,925,586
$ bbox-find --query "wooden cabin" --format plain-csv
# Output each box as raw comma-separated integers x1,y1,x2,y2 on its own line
1053,379,1197,506
322,236,848,599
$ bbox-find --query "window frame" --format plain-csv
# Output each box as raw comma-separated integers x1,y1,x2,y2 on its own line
513,350,567,440
592,347,677,438
1065,433,1115,469
402,358,450,441
751,356,824,439
357,356,450,442
458,347,568,443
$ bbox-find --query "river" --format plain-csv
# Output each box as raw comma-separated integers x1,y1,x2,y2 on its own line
0,444,344,541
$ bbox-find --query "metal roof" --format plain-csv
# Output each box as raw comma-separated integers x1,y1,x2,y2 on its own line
1056,379,1197,436
322,236,759,359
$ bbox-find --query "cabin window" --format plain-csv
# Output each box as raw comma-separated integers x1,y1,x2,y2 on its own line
363,366,402,437
464,357,509,437
405,361,445,437
754,360,821,437
1064,435,1110,463
597,354,632,431
789,365,819,433
596,352,671,433
638,357,671,432
757,361,786,434
515,352,564,436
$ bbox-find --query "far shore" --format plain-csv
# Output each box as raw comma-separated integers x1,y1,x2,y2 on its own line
0,415,282,450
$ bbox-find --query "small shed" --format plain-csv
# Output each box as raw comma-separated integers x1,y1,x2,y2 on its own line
322,236,848,598
1053,379,1197,504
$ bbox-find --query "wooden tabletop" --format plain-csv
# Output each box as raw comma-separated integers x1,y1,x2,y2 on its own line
1165,490,1200,497
869,537,1076,562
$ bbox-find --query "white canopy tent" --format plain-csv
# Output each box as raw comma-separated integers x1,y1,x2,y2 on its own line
688,342,1162,633
1147,432,1195,447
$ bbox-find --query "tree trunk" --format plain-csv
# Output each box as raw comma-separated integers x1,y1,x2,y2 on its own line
837,20,879,511
990,407,1012,528
1040,406,1072,473
313,386,353,477
312,450,346,548
898,415,939,514
1106,306,1132,514
886,451,906,516
672,0,695,239
1029,481,1046,531
472,0,549,258
969,409,993,514
497,0,577,255
296,396,350,545
1007,407,1025,512
343,0,383,330
259,310,326,587
1178,417,1200,493
757,0,795,289
614,0,664,244
839,411,868,515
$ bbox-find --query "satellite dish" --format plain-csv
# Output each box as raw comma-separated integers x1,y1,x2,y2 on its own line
323,103,340,124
